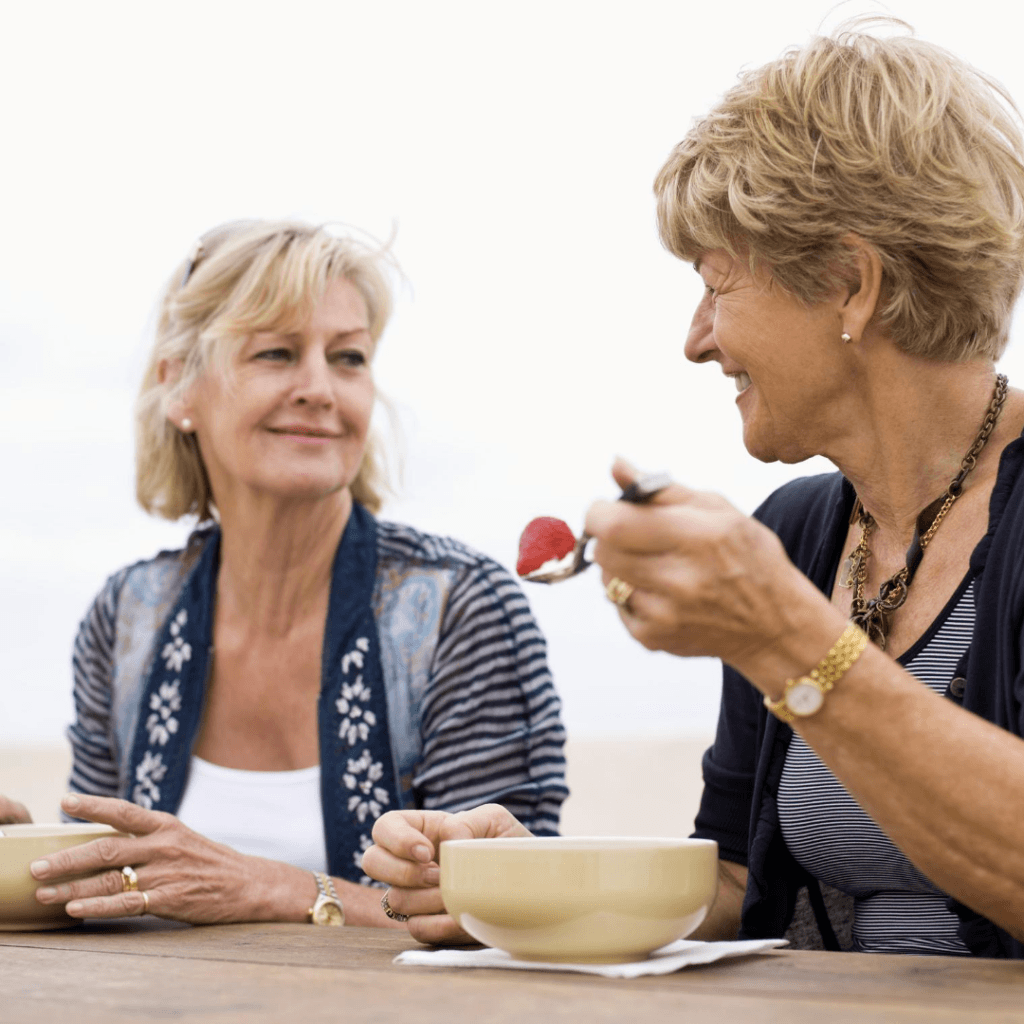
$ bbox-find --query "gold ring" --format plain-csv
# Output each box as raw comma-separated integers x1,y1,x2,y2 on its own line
140,891,150,915
605,577,635,607
121,866,139,892
380,891,409,923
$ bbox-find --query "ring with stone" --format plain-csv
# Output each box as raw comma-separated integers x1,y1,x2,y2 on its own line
605,577,635,608
121,866,139,892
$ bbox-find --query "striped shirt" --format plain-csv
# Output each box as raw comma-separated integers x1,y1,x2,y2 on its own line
68,518,568,841
778,575,976,955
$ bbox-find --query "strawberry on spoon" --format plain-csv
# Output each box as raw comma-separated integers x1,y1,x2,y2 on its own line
516,517,577,578
516,473,672,584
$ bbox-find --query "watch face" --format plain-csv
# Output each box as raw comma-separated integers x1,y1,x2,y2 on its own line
313,900,344,926
788,680,825,717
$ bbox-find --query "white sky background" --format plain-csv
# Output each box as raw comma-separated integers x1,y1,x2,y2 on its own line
2,0,1023,745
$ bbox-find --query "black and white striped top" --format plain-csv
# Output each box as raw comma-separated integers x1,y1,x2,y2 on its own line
67,518,568,839
778,575,976,955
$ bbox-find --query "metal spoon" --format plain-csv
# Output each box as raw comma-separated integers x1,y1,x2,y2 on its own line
522,472,673,584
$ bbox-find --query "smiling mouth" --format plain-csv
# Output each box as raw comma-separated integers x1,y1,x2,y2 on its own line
267,427,342,439
729,372,752,394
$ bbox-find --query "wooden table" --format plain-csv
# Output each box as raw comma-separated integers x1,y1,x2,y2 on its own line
1,920,1022,1023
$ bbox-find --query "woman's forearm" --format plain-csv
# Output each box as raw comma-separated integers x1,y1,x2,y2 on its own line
689,860,747,941
740,623,1024,942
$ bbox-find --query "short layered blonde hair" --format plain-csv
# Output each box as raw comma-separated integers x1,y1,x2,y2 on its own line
655,19,1024,361
136,220,395,521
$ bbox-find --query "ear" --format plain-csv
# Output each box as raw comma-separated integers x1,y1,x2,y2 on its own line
837,234,883,344
159,358,195,432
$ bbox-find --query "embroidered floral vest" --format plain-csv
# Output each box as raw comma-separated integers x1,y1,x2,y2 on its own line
115,504,409,884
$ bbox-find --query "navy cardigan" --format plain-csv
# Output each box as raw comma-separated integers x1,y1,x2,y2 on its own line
693,433,1024,959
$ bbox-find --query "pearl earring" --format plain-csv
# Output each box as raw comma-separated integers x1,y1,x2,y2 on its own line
181,418,192,431
841,332,852,344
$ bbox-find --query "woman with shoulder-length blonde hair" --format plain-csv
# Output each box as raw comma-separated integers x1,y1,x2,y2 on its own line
8,219,567,928
363,21,1024,958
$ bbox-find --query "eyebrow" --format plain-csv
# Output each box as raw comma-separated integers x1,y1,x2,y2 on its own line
265,327,371,342
333,328,373,345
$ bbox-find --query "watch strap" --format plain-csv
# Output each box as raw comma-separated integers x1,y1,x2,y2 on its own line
308,871,345,926
764,622,868,723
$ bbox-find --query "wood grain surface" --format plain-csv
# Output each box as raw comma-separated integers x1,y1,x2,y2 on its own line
1,920,1021,1024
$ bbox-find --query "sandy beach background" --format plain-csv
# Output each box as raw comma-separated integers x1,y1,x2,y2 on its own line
0,736,710,838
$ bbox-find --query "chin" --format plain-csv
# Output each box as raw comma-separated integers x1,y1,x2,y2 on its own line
256,472,355,503
741,423,814,466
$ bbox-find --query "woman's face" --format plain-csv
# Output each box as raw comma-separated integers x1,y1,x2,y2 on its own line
684,250,846,464
184,276,376,508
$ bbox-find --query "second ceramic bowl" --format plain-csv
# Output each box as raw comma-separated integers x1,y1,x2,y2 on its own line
440,836,718,962
0,823,123,931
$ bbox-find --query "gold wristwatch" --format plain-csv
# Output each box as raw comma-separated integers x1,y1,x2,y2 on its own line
308,872,345,926
764,623,868,723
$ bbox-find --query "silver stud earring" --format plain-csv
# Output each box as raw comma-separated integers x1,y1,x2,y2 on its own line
841,332,852,344
181,418,193,431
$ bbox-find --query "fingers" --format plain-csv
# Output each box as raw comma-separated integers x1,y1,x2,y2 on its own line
61,793,166,836
366,805,532,949
366,811,440,880
63,889,150,920
440,804,533,842
35,867,127,906
364,806,531,889
32,794,170,881
587,495,731,559
610,457,639,492
363,845,440,890
384,885,447,919
407,912,474,947
0,796,32,824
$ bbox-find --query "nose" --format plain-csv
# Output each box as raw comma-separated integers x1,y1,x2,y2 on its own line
683,291,718,364
293,349,334,408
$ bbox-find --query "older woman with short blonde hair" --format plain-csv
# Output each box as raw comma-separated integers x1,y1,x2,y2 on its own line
16,220,567,928
364,22,1024,958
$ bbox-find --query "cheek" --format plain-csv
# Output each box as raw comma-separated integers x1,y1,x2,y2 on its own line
347,383,376,434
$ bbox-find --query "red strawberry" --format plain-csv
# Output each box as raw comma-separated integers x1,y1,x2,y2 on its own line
516,516,577,577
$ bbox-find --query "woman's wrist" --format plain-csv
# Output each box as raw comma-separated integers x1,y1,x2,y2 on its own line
729,586,850,701
246,857,400,927
242,856,319,923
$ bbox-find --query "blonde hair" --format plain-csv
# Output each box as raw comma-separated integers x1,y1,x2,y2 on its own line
654,18,1024,361
136,220,395,521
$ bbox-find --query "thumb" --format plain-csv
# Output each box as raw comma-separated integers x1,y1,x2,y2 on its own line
611,457,641,492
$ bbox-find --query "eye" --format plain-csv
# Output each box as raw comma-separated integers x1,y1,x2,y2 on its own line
254,346,294,363
331,349,368,368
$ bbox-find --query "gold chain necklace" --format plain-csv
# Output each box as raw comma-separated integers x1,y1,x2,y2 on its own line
840,373,1008,650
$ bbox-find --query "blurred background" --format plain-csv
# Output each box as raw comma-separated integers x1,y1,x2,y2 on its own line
2,0,1022,829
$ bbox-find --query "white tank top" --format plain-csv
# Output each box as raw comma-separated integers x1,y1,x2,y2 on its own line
175,756,329,874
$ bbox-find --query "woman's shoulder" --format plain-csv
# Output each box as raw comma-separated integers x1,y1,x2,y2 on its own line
753,472,848,529
89,526,217,614
751,472,852,567
374,519,511,578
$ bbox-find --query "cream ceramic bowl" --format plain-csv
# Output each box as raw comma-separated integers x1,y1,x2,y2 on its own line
440,836,718,962
0,823,122,931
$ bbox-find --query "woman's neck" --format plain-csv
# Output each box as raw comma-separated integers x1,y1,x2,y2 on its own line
212,490,353,638
824,357,1017,544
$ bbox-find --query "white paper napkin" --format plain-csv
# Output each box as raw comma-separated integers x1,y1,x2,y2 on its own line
393,937,787,978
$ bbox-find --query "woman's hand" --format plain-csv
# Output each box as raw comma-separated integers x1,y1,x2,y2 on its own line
32,793,291,923
0,796,32,824
362,804,531,945
585,460,831,677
